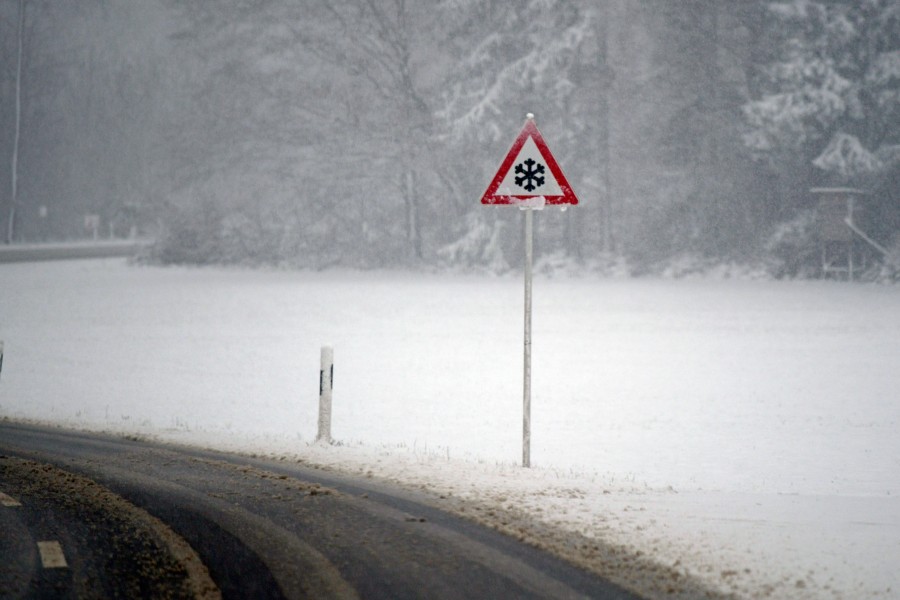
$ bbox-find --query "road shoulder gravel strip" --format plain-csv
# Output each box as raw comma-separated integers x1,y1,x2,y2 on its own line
0,454,220,599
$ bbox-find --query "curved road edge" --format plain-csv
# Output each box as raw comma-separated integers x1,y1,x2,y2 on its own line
0,420,727,599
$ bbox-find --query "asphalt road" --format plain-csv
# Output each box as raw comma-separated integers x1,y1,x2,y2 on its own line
0,422,640,599
0,241,149,263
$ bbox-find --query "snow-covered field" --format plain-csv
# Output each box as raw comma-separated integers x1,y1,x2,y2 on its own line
1,259,898,599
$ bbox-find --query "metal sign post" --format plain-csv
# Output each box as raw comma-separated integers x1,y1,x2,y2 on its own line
479,113,578,468
522,207,533,467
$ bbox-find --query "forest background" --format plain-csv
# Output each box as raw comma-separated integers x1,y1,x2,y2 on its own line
1,0,898,278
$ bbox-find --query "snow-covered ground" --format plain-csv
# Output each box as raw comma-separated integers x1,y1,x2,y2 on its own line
1,259,898,599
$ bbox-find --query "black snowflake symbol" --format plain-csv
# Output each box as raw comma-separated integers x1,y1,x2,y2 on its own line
514,158,545,192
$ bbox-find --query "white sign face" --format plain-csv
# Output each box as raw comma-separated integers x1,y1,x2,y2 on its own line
494,136,564,197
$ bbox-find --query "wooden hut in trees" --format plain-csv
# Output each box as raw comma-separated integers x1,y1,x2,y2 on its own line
811,187,887,280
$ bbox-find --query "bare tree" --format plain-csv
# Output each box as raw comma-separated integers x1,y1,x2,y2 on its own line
299,0,437,260
6,0,23,244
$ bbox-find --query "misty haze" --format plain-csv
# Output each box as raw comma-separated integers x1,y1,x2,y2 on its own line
2,0,898,274
1,2,899,599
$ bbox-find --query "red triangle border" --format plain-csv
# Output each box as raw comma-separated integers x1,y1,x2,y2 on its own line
480,119,578,206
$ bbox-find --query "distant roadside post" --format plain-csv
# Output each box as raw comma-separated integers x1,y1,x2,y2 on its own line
480,113,579,468
317,346,334,444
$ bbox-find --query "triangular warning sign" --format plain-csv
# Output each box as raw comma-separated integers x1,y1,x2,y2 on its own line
480,118,578,206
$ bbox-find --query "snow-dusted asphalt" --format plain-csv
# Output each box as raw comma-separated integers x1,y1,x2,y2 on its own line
1,422,646,599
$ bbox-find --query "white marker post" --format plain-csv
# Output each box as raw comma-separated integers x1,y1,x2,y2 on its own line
317,346,334,444
479,113,578,468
